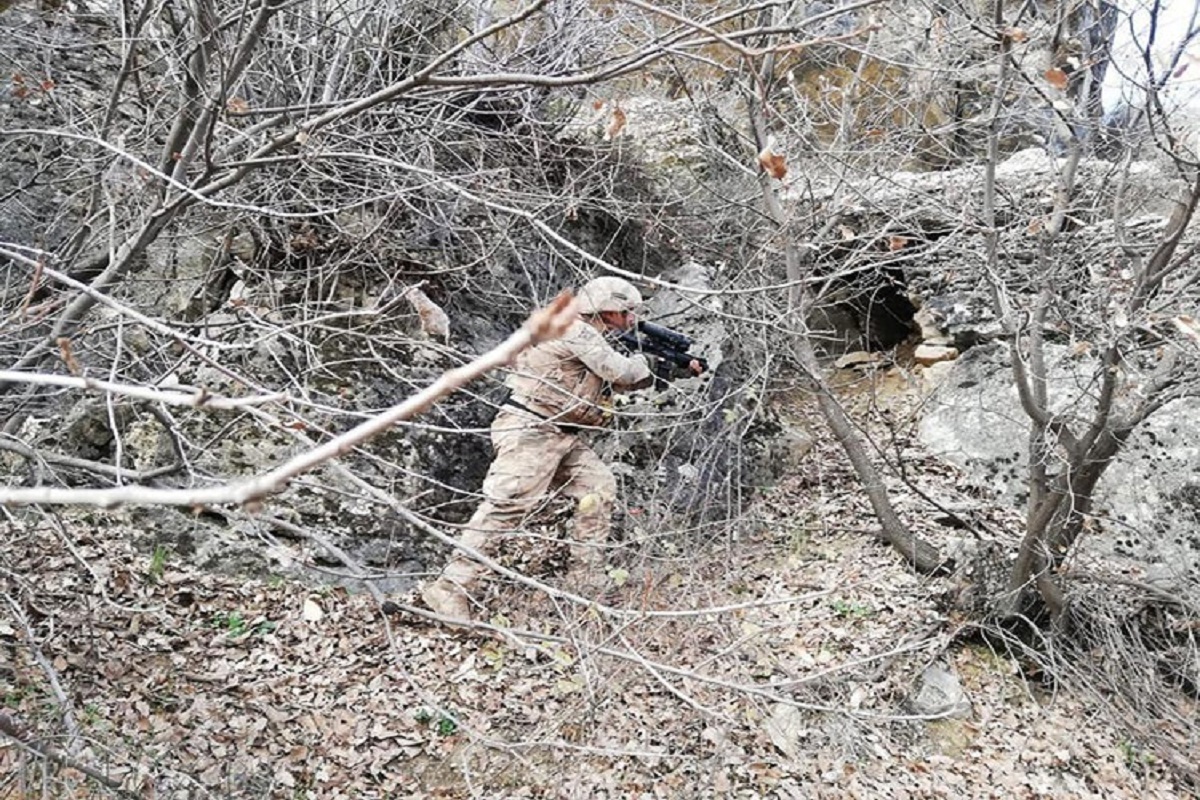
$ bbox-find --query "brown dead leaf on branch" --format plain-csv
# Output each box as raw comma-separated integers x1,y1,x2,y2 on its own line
403,284,451,343
605,104,627,140
56,337,80,375
1000,26,1028,44
758,137,787,180
1044,67,1070,90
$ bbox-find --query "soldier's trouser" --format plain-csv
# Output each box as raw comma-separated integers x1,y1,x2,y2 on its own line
438,409,616,593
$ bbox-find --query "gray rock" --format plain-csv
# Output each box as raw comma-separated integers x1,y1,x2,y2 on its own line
913,343,958,366
918,343,1200,578
835,351,882,369
907,665,971,719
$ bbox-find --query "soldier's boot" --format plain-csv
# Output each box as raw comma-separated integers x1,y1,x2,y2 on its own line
421,555,483,624
420,578,472,623
566,500,614,604
566,546,622,608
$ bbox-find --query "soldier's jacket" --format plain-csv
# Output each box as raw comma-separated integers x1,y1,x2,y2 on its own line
506,319,652,427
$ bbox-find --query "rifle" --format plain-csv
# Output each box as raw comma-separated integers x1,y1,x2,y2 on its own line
615,321,708,385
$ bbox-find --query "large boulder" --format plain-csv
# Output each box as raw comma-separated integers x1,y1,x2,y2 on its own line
917,342,1200,581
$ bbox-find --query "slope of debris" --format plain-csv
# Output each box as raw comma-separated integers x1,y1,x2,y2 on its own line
2,386,1191,799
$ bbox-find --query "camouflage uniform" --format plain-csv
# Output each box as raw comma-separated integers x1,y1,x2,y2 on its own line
423,279,651,621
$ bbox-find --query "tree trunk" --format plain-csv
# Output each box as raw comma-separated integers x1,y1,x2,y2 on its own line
743,45,946,575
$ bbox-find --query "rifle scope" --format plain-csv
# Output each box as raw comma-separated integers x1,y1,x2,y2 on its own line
636,321,693,350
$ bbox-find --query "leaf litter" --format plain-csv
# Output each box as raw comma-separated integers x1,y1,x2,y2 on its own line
0,387,1194,798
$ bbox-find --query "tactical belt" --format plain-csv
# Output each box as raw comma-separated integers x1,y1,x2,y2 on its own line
501,399,585,434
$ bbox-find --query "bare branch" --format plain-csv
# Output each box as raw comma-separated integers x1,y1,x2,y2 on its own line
2,595,82,755
0,370,285,410
0,292,578,507
0,438,181,482
0,712,127,793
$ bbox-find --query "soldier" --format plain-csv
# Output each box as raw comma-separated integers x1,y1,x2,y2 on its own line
421,276,656,622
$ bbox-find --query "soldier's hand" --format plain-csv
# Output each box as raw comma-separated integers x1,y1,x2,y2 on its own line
688,358,704,376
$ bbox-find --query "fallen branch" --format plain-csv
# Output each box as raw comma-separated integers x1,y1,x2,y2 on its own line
0,370,286,410
0,439,181,482
0,712,128,793
2,595,81,754
382,599,969,723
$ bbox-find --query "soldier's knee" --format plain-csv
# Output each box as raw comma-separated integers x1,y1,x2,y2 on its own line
577,493,602,515
576,483,616,517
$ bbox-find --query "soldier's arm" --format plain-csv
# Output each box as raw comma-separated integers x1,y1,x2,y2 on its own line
567,327,652,389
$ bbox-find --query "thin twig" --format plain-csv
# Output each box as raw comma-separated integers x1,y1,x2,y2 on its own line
0,438,181,481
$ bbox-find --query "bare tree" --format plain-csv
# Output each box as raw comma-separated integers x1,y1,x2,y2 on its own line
5,0,1200,791
969,0,1200,620
606,0,1200,774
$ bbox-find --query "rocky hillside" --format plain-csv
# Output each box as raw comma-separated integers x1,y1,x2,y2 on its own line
4,0,1200,795
2,373,1195,798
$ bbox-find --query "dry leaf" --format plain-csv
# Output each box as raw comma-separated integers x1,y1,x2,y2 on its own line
764,703,804,760
930,16,946,44
227,97,250,114
1001,26,1027,43
605,105,627,140
1044,68,1069,89
713,770,732,793
302,598,324,622
757,138,787,180
404,285,451,343
1173,314,1200,343
451,652,480,683
56,337,80,375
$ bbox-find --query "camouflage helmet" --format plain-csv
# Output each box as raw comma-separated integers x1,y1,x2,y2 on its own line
575,276,644,315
